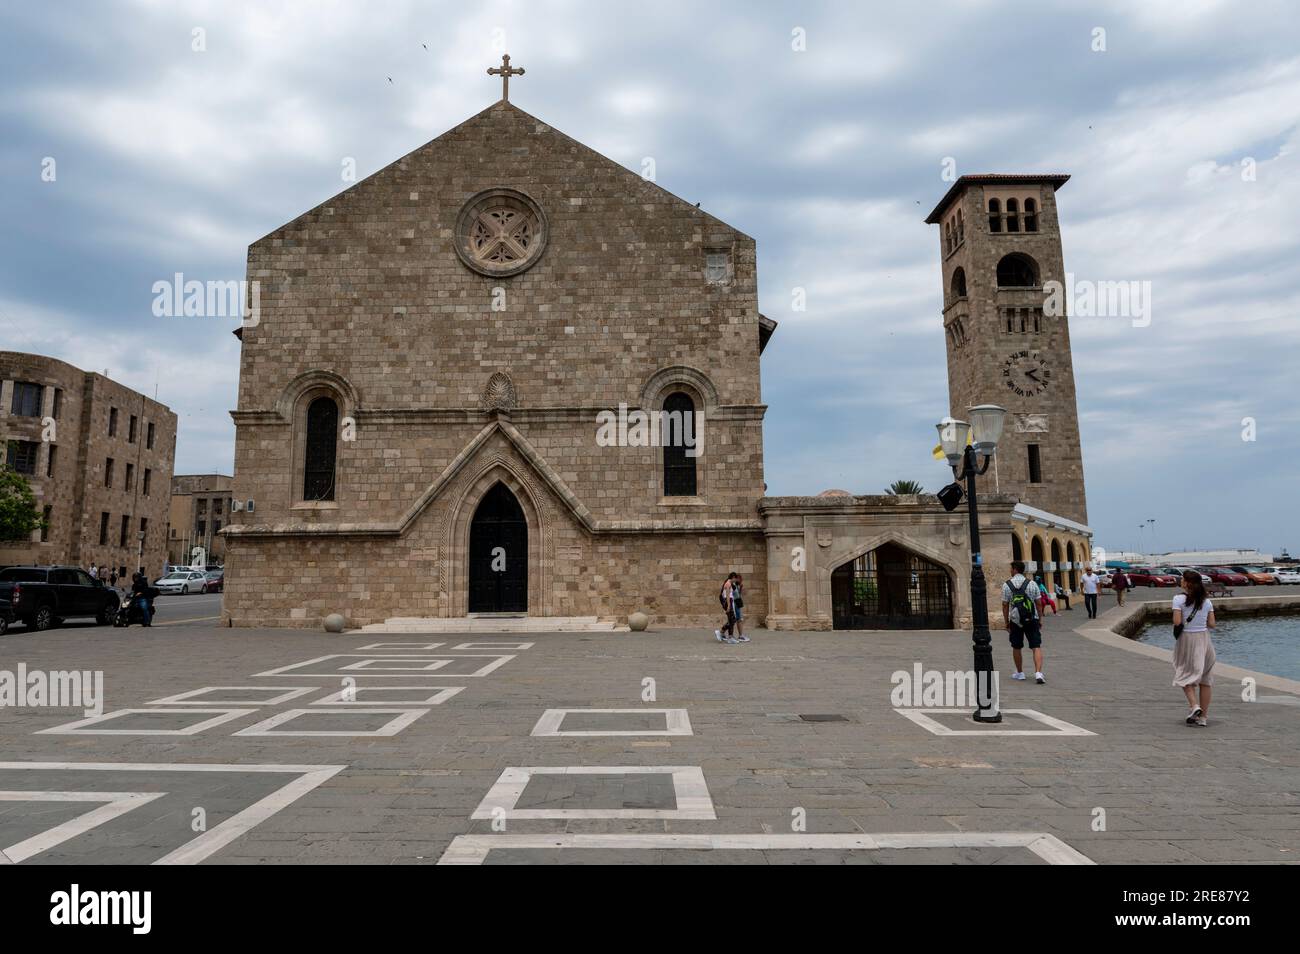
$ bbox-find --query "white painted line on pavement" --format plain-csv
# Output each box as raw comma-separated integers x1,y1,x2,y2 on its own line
437,831,1096,865
471,765,715,821
531,708,693,737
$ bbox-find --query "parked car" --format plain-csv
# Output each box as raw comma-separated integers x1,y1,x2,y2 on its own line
153,569,209,595
1172,567,1212,584
0,565,121,631
1273,566,1300,584
202,569,224,593
1205,567,1249,587
1127,567,1180,587
1230,565,1277,585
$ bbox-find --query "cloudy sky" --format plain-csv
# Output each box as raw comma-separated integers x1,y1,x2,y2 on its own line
2,0,1298,557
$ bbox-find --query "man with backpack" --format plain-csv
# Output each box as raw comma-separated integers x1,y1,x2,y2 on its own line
1001,560,1045,684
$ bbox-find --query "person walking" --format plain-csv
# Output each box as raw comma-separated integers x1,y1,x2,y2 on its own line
89,563,99,582
1111,568,1130,607
715,572,738,644
1173,569,1216,726
732,575,749,643
1081,565,1100,619
1001,560,1045,684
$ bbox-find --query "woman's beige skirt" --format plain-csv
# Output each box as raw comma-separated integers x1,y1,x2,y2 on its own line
1173,630,1216,687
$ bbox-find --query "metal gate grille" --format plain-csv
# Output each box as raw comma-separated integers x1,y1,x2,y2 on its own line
831,544,953,630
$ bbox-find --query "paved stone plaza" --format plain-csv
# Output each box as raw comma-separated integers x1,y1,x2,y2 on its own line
1,597,1297,865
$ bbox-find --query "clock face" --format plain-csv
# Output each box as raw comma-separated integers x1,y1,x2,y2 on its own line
1002,350,1052,397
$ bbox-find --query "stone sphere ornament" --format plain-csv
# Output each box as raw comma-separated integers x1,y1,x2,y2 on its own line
323,613,346,633
628,611,649,632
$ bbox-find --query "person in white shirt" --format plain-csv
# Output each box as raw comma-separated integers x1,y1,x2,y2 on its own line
1172,569,1216,727
1001,560,1045,683
1080,566,1101,619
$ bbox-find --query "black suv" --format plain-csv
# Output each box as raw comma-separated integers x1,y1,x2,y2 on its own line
0,566,121,634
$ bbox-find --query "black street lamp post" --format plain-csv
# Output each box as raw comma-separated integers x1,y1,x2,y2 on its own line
936,406,1007,723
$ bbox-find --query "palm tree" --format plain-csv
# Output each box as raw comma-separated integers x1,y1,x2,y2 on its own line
886,479,925,495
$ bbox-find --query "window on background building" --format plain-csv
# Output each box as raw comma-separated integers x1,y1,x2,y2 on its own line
197,499,207,515
303,396,339,501
11,382,42,417
52,388,63,419
6,440,39,475
196,520,206,538
213,519,221,535
119,514,129,547
104,458,115,488
662,391,698,497
1024,198,1038,232
46,443,57,477
125,462,134,491
213,498,222,515
108,407,118,437
41,505,52,542
143,468,151,495
1028,444,1043,484
128,415,137,443
99,512,109,545
139,517,148,544
146,421,155,449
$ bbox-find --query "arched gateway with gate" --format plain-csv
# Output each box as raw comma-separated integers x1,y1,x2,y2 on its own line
830,543,954,630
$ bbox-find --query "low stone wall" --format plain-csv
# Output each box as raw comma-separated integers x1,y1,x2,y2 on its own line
1113,593,1300,639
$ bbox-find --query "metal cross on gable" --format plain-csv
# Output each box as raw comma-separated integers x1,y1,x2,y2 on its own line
487,53,525,101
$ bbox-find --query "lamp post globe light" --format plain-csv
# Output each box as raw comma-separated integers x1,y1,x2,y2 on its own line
935,404,1007,723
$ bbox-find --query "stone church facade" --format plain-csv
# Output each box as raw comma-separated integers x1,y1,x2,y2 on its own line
223,92,1087,631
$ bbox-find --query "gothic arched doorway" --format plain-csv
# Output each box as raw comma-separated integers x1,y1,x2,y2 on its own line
830,542,953,630
468,482,528,613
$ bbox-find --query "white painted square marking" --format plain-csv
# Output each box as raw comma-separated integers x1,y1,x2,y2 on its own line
310,686,465,706
352,642,446,651
531,708,693,737
451,641,534,651
895,708,1096,737
338,658,452,672
147,686,317,706
252,654,515,678
0,761,344,865
471,765,715,820
437,832,1095,865
36,708,256,736
233,708,430,737
0,791,166,863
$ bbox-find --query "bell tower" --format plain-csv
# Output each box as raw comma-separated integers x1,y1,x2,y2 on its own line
926,174,1088,525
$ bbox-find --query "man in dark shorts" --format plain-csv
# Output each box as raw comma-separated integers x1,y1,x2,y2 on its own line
1001,560,1044,684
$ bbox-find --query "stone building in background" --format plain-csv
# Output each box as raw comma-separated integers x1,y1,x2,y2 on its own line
224,72,1091,630
0,351,177,575
167,473,233,566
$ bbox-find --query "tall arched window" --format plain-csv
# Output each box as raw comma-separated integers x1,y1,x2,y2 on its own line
662,391,697,497
987,198,1002,233
303,396,338,501
996,252,1038,287
1024,197,1038,232
951,267,967,299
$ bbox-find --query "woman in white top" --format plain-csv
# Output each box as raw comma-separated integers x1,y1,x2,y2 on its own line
1172,569,1216,726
